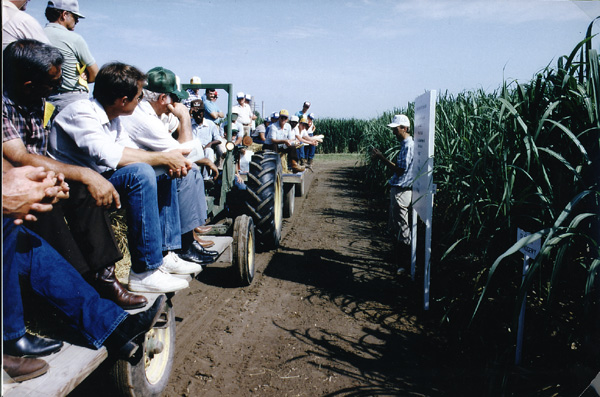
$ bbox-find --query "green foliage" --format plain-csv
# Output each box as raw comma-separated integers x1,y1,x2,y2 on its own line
320,21,600,347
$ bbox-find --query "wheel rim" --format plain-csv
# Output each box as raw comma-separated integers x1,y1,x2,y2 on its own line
247,226,255,277
144,315,171,385
274,173,283,233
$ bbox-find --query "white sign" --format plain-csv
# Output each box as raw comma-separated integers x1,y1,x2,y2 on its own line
412,90,436,223
517,228,541,259
410,90,436,311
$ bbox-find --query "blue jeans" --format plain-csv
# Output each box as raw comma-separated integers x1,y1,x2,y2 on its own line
107,163,181,273
3,219,127,349
304,134,316,160
176,167,207,232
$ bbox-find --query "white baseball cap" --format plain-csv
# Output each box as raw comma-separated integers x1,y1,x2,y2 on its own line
236,92,245,99
190,76,201,84
290,115,299,122
387,114,410,128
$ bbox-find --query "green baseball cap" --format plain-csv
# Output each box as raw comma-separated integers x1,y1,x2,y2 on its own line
145,67,189,101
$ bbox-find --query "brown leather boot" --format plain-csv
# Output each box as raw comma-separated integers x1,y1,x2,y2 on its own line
3,354,49,383
193,232,216,248
289,159,305,173
95,265,148,309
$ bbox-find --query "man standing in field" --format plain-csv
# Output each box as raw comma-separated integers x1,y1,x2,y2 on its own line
372,114,414,274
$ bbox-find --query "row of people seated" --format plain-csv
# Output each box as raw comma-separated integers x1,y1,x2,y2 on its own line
2,39,222,381
182,78,320,173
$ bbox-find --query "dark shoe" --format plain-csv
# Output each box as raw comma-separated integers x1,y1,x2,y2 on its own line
177,241,218,264
3,354,49,383
104,294,167,358
94,265,148,310
3,333,63,358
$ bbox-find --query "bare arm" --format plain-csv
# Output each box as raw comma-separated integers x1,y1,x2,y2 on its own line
195,157,219,180
85,63,99,83
371,148,405,176
167,102,193,143
119,147,193,178
3,139,121,209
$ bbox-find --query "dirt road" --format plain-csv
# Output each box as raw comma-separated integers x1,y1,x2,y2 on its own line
164,157,444,396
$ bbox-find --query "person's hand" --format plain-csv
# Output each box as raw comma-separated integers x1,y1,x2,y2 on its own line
210,163,219,181
165,149,193,178
3,166,65,224
235,173,243,184
83,169,121,209
371,148,382,160
167,102,191,121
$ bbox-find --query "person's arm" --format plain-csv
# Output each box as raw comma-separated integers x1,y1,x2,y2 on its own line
85,63,99,83
167,102,193,143
195,157,219,180
119,147,193,178
3,138,121,209
371,148,405,176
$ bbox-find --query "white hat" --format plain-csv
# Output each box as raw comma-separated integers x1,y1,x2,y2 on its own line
290,115,299,122
387,114,410,128
190,76,201,84
245,93,252,101
236,92,245,99
46,0,85,18
308,113,316,120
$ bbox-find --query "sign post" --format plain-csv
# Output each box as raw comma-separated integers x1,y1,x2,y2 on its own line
515,228,541,365
411,90,436,310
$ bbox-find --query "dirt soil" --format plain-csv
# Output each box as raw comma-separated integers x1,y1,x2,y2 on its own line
162,158,446,396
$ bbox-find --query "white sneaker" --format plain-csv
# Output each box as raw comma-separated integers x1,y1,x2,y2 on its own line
128,266,189,293
161,251,203,275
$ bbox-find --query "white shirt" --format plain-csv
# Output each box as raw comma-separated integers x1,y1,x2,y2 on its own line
265,122,291,145
120,100,181,152
2,0,51,49
232,103,253,125
49,99,137,173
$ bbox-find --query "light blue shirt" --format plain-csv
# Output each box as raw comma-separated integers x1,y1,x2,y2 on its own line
389,136,414,188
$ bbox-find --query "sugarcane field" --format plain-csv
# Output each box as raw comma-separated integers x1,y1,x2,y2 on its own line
2,1,600,396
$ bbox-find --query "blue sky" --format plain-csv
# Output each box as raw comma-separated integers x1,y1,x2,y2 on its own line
24,0,600,119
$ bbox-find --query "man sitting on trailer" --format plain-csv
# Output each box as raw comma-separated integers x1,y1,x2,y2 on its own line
264,109,305,173
2,161,168,382
120,66,220,254
189,99,223,169
49,62,200,293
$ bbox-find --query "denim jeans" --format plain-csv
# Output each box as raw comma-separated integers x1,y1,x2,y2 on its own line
107,163,181,273
176,167,207,232
304,134,316,160
3,219,127,349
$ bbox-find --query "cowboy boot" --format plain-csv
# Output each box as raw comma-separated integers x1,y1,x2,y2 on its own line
289,159,305,173
95,265,148,309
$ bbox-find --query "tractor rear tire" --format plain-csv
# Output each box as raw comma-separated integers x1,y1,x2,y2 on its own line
244,151,283,250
